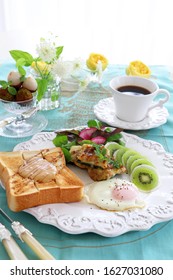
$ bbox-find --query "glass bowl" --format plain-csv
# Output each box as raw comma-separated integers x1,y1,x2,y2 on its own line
0,94,48,138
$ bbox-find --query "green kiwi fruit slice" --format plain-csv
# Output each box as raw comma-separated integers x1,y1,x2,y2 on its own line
113,147,128,164
126,154,142,174
130,164,159,191
131,158,154,173
121,149,141,167
104,142,122,157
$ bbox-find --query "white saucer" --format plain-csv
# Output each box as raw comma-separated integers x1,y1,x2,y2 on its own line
94,97,169,130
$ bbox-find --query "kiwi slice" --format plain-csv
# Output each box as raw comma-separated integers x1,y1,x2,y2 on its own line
131,164,159,191
104,142,122,157
113,147,128,164
121,149,140,167
131,158,154,173
126,154,142,174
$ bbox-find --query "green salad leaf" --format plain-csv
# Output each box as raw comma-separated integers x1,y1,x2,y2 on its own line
87,119,102,129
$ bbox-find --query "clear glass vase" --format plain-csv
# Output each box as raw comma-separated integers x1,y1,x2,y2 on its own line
37,77,61,111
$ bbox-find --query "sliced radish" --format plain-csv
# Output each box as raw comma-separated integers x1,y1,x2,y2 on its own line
79,127,97,140
91,136,106,144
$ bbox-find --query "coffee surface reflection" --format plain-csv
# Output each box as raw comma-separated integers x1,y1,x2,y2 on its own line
117,85,151,96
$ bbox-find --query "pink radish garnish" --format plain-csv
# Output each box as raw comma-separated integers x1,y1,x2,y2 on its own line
79,127,97,140
91,136,106,144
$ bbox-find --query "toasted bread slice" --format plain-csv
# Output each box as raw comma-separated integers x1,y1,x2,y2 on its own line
0,147,84,212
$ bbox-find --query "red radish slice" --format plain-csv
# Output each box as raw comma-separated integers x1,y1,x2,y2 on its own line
91,136,106,144
79,127,97,140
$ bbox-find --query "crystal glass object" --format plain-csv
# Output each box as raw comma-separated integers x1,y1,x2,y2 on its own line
0,94,47,138
37,77,61,111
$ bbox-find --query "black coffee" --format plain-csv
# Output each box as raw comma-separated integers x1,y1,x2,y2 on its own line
117,85,151,95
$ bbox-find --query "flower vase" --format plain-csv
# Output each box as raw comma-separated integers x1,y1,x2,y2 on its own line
37,78,61,111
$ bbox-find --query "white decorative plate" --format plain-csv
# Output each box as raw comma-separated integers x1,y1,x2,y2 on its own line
11,130,173,237
94,97,169,130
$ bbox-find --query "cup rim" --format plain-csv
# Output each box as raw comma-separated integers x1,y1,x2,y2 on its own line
109,75,158,93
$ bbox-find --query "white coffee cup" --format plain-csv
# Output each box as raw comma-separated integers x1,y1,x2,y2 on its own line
109,76,170,122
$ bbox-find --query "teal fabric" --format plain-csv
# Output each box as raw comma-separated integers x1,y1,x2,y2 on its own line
0,62,173,260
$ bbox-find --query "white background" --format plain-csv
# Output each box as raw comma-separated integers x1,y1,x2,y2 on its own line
0,0,173,65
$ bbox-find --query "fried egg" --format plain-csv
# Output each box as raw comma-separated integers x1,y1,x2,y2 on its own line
85,178,145,211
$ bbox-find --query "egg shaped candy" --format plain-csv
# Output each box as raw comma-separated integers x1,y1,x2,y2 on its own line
22,76,38,92
7,71,22,87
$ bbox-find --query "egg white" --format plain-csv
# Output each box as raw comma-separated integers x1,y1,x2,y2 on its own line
85,178,145,211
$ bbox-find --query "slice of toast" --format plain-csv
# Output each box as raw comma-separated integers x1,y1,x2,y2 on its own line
0,147,84,212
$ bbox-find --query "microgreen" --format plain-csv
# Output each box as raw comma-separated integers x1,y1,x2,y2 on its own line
61,148,71,162
87,119,102,130
53,135,68,147
106,133,122,142
91,142,121,168
78,140,93,145
53,135,76,162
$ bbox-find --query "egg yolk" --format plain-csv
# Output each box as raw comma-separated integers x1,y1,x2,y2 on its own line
112,183,138,201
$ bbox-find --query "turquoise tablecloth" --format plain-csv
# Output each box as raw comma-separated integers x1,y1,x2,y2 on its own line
0,62,173,260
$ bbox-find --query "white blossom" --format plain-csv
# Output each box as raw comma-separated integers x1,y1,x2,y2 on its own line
51,59,73,79
71,58,84,72
36,39,57,63
78,76,90,91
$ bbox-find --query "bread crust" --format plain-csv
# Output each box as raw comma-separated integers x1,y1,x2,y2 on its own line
0,148,84,212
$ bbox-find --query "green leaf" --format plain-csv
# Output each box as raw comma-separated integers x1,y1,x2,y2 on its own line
87,119,102,129
101,147,107,156
53,135,68,147
106,133,122,142
105,127,112,132
51,90,60,102
20,75,26,82
9,50,34,66
79,140,93,145
0,80,8,89
16,58,26,67
56,46,63,59
63,140,77,150
7,86,17,95
117,140,125,146
61,147,71,162
111,159,121,169
36,78,48,101
18,65,26,76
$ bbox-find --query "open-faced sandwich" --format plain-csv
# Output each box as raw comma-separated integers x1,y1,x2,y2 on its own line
0,147,84,212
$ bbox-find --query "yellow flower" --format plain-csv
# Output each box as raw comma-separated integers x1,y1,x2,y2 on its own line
126,60,151,78
31,61,51,76
86,53,108,71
